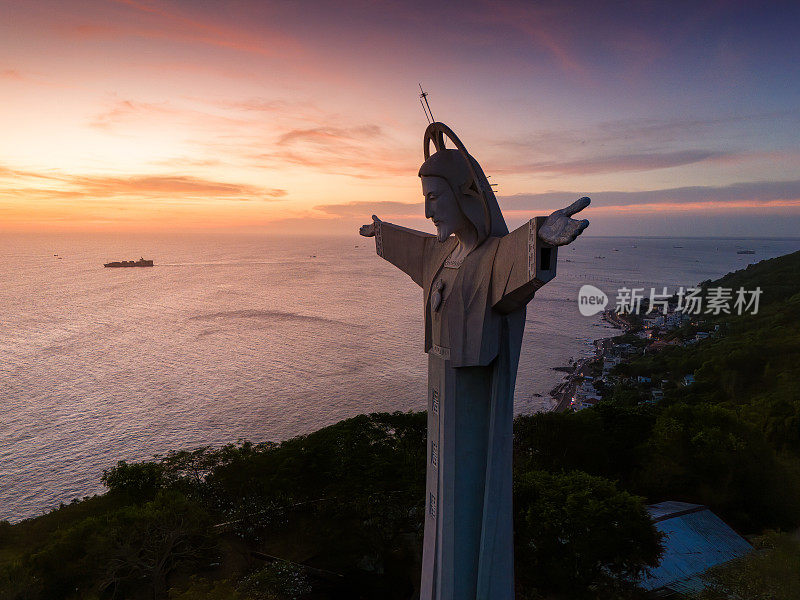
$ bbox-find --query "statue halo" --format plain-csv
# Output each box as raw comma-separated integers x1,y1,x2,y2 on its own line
423,122,492,240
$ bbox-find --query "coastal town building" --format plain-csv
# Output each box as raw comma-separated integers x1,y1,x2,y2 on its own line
602,355,620,378
571,380,602,410
688,331,710,344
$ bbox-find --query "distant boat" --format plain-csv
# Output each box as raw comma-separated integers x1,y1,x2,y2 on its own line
673,245,683,248
104,257,154,268
736,249,755,255
594,255,606,259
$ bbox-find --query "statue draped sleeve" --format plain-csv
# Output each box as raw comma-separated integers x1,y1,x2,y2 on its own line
491,216,558,314
374,221,435,288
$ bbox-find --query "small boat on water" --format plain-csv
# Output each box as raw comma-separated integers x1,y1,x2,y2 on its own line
736,249,755,255
104,257,154,268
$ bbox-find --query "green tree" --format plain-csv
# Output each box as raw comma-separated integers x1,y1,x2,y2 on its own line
514,470,662,598
513,403,656,489
638,403,800,530
21,490,216,600
102,460,166,502
97,491,217,599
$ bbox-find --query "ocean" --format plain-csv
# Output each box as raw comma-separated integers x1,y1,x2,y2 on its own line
2,233,798,523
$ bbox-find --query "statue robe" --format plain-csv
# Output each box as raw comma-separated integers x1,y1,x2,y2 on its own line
373,218,557,600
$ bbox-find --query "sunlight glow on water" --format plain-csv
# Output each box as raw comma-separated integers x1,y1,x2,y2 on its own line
1,233,798,522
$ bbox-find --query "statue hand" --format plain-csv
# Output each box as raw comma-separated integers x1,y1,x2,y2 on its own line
538,197,590,246
359,214,381,237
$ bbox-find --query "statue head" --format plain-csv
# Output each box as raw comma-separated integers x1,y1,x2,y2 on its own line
418,123,508,244
420,150,478,243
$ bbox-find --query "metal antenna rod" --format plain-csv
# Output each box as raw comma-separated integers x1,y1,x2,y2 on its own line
419,97,432,124
419,83,435,123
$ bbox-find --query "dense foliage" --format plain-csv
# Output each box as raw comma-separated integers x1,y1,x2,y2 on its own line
0,411,661,600
514,470,660,599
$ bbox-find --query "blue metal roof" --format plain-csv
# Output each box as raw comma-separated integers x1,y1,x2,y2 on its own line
639,502,752,592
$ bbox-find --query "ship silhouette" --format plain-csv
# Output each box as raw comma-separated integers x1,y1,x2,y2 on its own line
103,257,154,268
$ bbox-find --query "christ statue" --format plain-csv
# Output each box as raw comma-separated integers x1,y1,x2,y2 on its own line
359,122,590,600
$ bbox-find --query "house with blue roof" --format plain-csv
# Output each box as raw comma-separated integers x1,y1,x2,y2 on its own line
638,501,752,597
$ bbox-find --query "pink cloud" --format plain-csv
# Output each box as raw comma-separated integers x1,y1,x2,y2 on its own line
314,179,800,220
481,3,591,79
59,0,306,60
504,149,730,176
277,125,382,146
314,200,419,219
499,179,800,212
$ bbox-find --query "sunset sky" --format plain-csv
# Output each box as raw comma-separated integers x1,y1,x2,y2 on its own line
2,0,799,236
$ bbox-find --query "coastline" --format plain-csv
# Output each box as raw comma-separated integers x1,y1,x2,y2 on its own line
548,309,628,412
6,236,798,523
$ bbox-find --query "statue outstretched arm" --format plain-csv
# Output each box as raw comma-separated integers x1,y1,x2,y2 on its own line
360,215,433,287
492,198,590,313
537,197,590,246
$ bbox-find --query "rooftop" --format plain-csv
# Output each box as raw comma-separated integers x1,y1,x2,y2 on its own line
639,502,751,595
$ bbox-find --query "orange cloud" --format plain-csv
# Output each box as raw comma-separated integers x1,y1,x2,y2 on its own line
0,167,286,202
1,69,24,80
71,174,286,199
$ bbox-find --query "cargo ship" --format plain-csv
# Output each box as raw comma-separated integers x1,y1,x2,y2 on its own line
104,257,154,268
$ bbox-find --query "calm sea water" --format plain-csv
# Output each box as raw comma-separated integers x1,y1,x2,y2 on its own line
2,233,798,522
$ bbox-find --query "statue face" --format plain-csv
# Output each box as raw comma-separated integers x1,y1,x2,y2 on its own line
422,176,471,243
